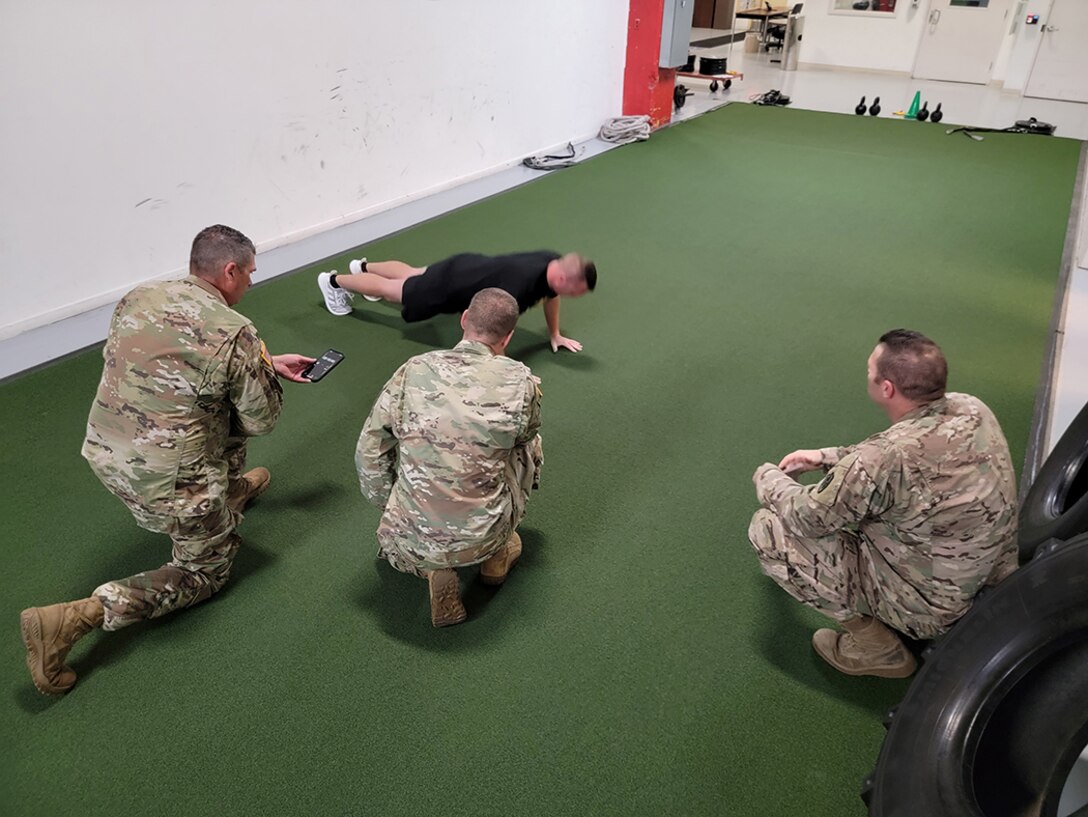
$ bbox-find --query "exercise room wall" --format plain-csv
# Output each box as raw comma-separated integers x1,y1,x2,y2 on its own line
0,0,627,341
798,2,930,73
797,0,1044,88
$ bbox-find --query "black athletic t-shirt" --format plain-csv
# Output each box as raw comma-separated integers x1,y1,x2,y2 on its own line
401,251,559,322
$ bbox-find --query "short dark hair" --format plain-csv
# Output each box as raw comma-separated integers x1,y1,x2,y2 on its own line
464,288,519,342
190,225,255,277
875,329,947,402
560,253,597,291
583,260,597,291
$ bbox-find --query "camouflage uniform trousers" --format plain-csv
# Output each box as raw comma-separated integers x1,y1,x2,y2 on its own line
381,435,542,578
93,438,249,631
748,507,944,638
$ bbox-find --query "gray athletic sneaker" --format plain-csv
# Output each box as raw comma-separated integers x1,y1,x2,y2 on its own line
349,257,382,302
317,271,354,316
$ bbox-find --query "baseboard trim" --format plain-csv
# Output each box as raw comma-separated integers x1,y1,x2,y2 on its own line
0,130,612,383
796,62,911,78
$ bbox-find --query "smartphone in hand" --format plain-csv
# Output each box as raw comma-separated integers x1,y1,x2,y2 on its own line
303,349,345,382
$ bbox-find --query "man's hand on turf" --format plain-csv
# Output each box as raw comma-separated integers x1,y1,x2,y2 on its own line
550,334,582,353
777,449,824,475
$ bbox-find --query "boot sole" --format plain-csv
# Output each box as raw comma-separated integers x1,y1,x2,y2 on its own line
19,609,69,696
432,609,468,627
429,571,467,627
818,660,917,679
813,641,917,679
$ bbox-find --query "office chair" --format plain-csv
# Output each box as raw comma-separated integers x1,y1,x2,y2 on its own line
765,4,801,53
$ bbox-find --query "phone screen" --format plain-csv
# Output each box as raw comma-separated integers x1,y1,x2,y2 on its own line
303,349,345,382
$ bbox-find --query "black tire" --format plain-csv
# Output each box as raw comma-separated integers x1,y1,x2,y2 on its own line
724,79,732,89
864,534,1088,817
972,640,1088,817
1020,400,1088,561
710,80,719,92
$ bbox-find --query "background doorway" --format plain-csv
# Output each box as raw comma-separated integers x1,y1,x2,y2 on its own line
913,0,1012,85
1025,0,1088,103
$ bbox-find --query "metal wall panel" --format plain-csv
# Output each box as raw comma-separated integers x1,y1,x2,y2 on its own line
660,0,695,67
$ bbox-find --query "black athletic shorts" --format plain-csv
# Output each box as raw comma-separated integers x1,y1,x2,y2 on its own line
400,257,461,323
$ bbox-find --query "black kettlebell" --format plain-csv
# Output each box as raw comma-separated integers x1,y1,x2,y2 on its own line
917,101,930,122
869,96,881,116
855,96,867,115
674,84,694,109
930,103,943,123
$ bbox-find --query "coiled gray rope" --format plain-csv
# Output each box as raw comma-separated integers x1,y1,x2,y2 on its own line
598,115,651,145
522,116,651,171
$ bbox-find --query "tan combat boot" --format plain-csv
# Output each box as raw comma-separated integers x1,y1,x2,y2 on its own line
20,597,105,695
479,531,523,586
228,467,271,513
427,569,467,628
812,616,917,678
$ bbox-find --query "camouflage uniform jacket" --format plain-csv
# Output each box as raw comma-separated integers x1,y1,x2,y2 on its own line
754,392,1018,628
82,275,283,517
356,339,541,555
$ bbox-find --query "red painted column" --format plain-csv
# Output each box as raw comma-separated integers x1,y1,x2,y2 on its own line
623,0,675,129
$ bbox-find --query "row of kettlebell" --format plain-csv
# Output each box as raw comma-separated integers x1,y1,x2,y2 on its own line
854,95,944,123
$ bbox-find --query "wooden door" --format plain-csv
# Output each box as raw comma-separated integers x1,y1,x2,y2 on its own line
712,0,736,29
693,0,716,28
694,0,736,30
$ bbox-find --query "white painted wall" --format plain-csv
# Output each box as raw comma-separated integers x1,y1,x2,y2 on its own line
797,1,929,73
0,0,628,340
796,0,1053,86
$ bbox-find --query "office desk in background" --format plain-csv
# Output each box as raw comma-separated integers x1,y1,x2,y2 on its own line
734,5,790,42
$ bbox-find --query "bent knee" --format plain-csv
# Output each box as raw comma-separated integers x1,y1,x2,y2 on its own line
172,559,234,597
748,507,780,548
203,562,234,595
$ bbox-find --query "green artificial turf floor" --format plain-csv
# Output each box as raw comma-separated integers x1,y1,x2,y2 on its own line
1,104,1081,817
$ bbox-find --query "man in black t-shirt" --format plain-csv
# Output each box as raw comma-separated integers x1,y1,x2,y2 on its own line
317,250,596,353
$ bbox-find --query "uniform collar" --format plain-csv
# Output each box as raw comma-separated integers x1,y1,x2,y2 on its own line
898,395,948,423
186,274,228,305
455,339,494,356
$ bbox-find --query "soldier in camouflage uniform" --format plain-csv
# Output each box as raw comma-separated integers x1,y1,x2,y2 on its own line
19,225,315,695
357,288,543,627
749,329,1018,678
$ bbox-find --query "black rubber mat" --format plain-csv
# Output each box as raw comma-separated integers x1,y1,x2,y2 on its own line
690,32,745,47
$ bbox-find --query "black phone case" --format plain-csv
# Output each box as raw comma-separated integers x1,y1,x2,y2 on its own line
304,349,344,382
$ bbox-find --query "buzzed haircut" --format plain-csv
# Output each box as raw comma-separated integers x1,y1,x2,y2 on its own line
876,329,948,402
560,252,597,291
190,225,255,278
464,287,519,342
